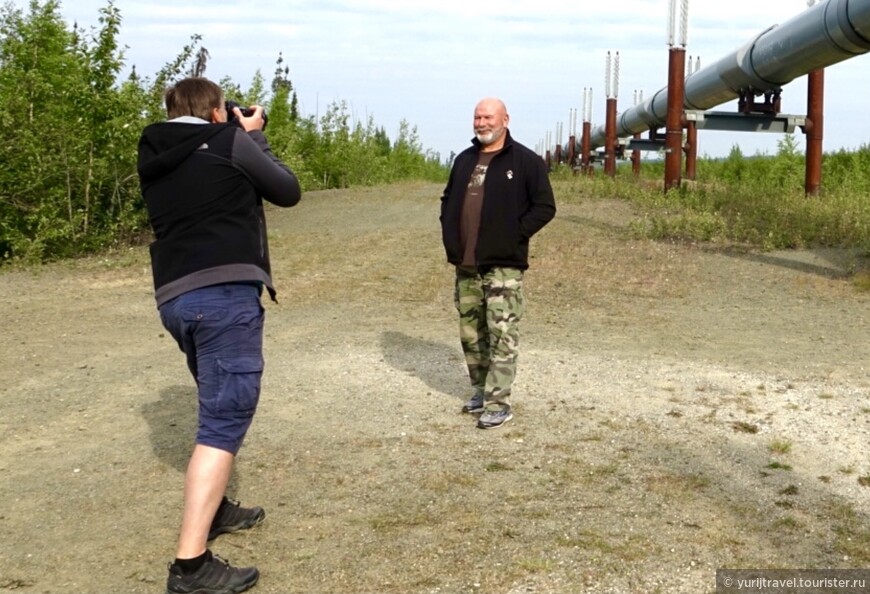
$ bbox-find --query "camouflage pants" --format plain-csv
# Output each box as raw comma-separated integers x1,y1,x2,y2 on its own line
454,266,525,408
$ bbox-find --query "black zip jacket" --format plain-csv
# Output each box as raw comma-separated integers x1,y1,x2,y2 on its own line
138,119,300,305
440,129,556,270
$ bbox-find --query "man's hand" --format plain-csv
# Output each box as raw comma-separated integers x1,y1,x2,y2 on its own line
233,105,266,132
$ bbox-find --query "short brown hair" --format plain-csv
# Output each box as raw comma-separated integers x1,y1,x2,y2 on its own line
164,77,223,120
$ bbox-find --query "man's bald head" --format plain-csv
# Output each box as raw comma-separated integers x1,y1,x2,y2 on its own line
473,98,509,151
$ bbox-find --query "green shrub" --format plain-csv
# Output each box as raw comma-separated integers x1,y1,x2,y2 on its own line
553,147,870,252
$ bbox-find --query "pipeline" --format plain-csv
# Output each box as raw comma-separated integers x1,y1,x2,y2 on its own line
589,0,870,148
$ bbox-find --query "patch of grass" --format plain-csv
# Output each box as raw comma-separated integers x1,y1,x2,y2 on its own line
766,462,793,471
544,442,577,453
516,557,554,573
588,462,620,477
419,471,478,493
577,434,604,442
557,530,654,562
858,475,870,487
852,271,870,292
352,437,387,448
768,439,792,455
595,152,870,250
294,549,316,561
825,501,858,523
597,418,624,430
778,485,799,496
547,459,621,485
818,392,835,400
502,527,520,539
774,516,801,530
368,510,439,531
732,421,760,434
644,472,710,497
485,461,512,472
701,409,719,423
825,502,870,563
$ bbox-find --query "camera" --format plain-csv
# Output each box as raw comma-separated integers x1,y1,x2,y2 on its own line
225,100,268,130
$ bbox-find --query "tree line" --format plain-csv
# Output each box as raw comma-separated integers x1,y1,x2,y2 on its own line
0,1,448,263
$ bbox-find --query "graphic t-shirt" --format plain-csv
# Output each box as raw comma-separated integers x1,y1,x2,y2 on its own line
460,150,500,267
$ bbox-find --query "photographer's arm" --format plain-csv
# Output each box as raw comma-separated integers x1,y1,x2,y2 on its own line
231,129,301,207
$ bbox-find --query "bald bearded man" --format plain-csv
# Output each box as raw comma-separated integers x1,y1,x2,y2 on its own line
439,98,556,429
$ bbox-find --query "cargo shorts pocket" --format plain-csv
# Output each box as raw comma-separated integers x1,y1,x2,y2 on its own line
215,355,264,416
181,306,228,322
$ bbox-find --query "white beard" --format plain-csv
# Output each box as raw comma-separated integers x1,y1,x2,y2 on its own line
475,130,497,145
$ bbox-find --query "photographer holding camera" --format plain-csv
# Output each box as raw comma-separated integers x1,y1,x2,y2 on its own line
137,77,300,594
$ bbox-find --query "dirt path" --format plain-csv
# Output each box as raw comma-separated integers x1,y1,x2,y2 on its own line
1,181,869,594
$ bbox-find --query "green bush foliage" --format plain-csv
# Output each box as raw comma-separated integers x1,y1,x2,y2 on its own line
0,1,448,263
553,136,870,252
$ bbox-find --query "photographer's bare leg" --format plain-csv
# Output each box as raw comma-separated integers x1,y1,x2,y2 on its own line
176,445,234,559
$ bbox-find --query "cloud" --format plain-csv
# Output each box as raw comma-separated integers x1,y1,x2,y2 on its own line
57,0,870,159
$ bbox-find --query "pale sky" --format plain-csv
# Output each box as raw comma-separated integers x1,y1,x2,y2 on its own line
55,0,870,162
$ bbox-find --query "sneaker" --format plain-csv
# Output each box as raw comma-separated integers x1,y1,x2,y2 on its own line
208,497,265,541
477,408,513,429
166,550,258,594
461,394,485,414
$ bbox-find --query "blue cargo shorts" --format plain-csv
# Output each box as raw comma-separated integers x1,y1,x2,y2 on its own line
158,283,264,455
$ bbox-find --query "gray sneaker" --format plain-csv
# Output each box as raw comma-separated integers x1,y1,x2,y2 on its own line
477,407,513,429
461,394,485,414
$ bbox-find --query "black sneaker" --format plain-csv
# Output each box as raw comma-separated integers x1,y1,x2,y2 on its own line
461,394,485,414
166,550,258,594
208,497,265,541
